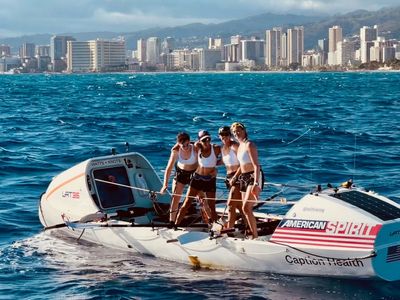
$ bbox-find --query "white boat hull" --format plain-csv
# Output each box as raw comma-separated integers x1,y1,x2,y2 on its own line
39,151,400,281
59,223,376,279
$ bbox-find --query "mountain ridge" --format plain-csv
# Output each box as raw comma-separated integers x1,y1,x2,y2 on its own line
1,6,399,52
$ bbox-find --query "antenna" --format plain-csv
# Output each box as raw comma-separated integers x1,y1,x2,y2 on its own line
125,142,130,152
353,132,357,182
309,128,313,181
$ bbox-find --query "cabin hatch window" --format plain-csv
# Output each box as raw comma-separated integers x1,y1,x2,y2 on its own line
93,166,135,209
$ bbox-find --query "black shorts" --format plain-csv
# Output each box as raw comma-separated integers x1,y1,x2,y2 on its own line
174,165,195,185
225,172,240,190
239,169,264,192
190,173,216,193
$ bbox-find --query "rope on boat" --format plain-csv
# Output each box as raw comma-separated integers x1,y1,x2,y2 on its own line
94,178,297,205
269,240,377,261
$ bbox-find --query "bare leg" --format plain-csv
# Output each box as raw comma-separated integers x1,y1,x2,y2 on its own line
175,186,199,226
169,180,185,222
205,191,218,222
242,186,258,239
227,186,242,228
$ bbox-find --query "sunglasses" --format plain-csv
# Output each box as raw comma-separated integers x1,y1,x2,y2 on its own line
201,137,211,143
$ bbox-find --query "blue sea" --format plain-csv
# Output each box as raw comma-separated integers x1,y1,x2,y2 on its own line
0,72,400,299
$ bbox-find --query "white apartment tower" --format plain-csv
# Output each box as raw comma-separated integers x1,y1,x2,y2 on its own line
137,38,146,62
281,33,287,66
265,27,282,67
287,26,304,65
328,26,342,65
336,39,356,66
67,39,126,72
146,37,161,65
360,25,378,63
208,38,222,49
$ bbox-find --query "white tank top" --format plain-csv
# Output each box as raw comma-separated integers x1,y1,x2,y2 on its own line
237,147,251,165
198,146,217,168
222,147,239,167
177,144,197,166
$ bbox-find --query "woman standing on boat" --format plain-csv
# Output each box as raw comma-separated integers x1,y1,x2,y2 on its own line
175,130,221,225
230,122,262,239
160,132,198,223
218,126,243,229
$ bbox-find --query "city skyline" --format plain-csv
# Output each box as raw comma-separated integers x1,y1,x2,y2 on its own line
0,1,399,38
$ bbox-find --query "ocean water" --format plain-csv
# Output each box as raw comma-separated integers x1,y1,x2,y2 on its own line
0,72,400,299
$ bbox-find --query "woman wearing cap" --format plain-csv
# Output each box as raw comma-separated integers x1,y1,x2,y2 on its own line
218,126,243,229
175,130,221,225
230,122,262,239
160,132,198,223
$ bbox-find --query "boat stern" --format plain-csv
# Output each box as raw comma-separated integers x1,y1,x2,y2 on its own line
372,220,400,281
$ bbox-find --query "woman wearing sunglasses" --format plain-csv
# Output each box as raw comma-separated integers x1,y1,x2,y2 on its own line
160,132,198,223
230,122,263,239
218,126,243,229
175,130,221,225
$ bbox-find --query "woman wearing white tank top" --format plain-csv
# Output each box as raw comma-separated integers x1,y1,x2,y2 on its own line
218,126,243,229
230,122,261,239
175,130,221,226
160,132,198,223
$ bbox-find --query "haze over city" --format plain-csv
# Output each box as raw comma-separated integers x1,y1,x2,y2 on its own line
0,0,399,38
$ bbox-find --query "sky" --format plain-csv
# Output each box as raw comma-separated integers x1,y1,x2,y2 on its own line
0,0,398,38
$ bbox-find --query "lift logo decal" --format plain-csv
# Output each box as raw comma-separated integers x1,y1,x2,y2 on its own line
62,191,80,199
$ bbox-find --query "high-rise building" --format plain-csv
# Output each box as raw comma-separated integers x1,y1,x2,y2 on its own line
317,38,329,64
137,38,146,62
280,33,287,66
265,27,282,67
336,39,356,66
50,36,75,62
328,26,342,65
227,35,243,62
146,37,161,65
36,45,50,57
329,26,342,53
0,45,11,56
162,37,175,54
199,48,222,71
287,26,304,65
360,25,378,63
208,38,222,50
67,39,126,72
50,36,75,71
20,43,35,58
242,39,264,64
382,46,396,62
223,44,240,62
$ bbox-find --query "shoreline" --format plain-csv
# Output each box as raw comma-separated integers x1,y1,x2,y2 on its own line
2,69,400,75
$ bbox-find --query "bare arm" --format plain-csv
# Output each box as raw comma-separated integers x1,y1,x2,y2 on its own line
160,149,178,193
248,142,261,196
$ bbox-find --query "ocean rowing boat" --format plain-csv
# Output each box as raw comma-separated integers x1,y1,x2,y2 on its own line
39,151,400,281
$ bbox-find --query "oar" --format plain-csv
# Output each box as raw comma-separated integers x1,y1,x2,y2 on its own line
64,221,208,230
